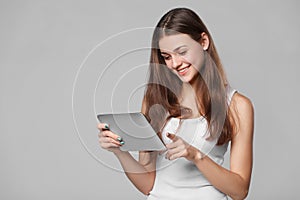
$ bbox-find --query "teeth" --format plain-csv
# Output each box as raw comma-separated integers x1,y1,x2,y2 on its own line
178,67,188,72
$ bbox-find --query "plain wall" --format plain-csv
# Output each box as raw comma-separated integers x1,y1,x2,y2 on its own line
1,0,299,199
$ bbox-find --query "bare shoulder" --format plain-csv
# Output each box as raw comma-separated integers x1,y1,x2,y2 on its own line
231,92,254,114
230,91,254,136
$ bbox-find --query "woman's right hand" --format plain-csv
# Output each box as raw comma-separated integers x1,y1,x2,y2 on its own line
97,123,124,154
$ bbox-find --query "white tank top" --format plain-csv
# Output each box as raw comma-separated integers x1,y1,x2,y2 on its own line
147,85,237,200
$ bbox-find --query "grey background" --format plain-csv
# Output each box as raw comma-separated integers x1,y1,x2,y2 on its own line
1,0,299,199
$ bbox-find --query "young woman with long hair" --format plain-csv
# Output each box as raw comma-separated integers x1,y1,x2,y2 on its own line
98,7,254,200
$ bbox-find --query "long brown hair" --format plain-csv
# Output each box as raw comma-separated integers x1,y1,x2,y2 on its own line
143,8,234,145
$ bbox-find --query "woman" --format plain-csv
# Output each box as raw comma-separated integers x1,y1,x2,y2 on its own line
98,7,254,200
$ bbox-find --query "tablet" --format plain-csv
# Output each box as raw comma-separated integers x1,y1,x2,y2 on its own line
97,112,166,151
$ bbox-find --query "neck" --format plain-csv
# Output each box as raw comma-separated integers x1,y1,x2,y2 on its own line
179,83,200,116
180,82,196,101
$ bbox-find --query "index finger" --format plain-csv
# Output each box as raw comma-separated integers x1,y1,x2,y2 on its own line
167,132,177,141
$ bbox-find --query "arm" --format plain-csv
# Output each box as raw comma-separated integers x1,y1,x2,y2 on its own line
97,98,157,195
166,92,254,200
114,151,157,195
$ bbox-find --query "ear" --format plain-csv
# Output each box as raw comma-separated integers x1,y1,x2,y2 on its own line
199,32,210,50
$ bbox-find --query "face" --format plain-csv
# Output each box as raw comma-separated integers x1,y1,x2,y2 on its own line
158,33,207,85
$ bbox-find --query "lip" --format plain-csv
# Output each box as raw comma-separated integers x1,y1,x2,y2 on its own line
177,65,190,76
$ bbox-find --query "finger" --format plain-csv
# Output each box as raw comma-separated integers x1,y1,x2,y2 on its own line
166,139,182,149
166,145,184,155
166,142,175,149
169,150,187,160
97,123,110,130
99,132,124,146
100,142,121,149
166,135,188,149
167,132,177,141
98,130,112,138
100,137,122,146
101,130,122,141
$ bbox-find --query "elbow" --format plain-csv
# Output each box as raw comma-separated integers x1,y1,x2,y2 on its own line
135,171,155,196
140,186,153,196
240,188,249,200
230,188,249,200
243,189,249,199
139,178,154,196
229,175,250,200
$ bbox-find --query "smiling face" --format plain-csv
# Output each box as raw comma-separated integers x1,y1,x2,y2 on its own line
158,33,208,86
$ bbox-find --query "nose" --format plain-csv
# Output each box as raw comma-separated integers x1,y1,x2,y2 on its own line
172,54,182,69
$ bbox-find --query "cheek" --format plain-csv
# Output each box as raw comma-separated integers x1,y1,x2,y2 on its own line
188,49,205,71
164,60,173,69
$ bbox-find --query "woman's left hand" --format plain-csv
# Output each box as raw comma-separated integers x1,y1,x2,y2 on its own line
165,133,203,162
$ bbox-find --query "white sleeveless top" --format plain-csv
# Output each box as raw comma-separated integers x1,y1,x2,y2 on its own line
147,85,237,200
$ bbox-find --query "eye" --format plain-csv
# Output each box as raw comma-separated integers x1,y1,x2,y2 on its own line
161,54,171,60
178,51,187,56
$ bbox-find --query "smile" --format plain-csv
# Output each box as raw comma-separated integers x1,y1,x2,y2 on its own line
177,65,190,76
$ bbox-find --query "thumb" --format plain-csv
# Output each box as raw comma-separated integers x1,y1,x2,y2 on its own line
167,132,176,141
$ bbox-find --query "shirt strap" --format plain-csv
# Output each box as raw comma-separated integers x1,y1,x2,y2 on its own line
226,84,237,105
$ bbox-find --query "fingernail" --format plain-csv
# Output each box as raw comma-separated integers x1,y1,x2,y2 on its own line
104,124,109,129
120,141,125,145
117,137,122,141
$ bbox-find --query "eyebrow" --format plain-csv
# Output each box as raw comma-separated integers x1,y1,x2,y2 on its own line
160,45,187,54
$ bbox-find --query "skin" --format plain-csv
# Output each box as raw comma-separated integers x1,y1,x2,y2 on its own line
159,33,207,87
98,33,254,200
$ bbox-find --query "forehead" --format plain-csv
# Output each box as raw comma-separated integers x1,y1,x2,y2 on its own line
158,34,195,52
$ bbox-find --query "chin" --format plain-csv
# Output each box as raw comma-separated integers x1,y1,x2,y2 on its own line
178,75,192,83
